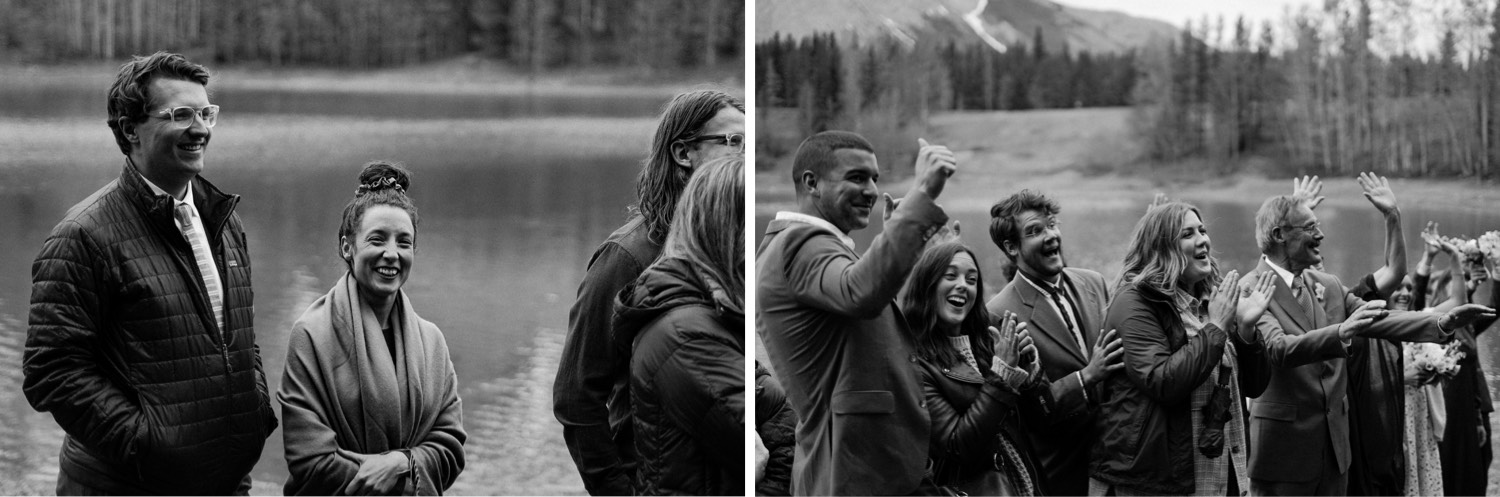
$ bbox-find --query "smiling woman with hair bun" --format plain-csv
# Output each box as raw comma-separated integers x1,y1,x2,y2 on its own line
277,160,467,495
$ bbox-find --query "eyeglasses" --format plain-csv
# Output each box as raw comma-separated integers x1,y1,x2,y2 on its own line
682,133,745,153
149,105,219,128
1280,221,1321,235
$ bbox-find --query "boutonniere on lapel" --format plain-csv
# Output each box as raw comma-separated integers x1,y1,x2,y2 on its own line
1313,282,1326,303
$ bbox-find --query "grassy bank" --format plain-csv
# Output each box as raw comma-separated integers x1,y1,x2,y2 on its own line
756,107,1500,216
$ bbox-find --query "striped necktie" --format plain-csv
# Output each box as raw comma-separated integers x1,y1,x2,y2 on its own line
1042,281,1089,354
174,202,224,334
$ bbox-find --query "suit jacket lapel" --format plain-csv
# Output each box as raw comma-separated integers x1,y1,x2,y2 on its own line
1307,273,1330,328
1064,269,1103,347
1260,259,1314,331
1017,277,1088,364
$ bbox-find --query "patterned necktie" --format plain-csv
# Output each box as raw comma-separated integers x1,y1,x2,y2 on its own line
1292,275,1314,315
174,202,224,333
1042,283,1089,354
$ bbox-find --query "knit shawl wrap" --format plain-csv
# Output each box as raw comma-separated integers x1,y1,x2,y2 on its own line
279,274,466,495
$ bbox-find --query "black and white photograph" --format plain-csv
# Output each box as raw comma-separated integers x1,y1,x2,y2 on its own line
755,0,1500,495
0,0,745,495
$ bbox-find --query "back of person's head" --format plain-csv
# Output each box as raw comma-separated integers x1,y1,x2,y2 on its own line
899,241,995,368
1254,195,1302,254
1116,202,1220,298
107,51,211,155
790,130,874,188
988,189,1060,261
339,161,419,267
662,155,745,305
636,89,744,243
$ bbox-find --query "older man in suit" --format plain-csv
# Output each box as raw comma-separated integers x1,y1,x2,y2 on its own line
757,131,954,495
983,189,1123,497
1241,195,1495,495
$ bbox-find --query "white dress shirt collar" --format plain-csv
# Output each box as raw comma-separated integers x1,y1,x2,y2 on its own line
1261,255,1298,288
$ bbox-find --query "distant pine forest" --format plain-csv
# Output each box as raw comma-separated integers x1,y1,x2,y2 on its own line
0,0,743,72
757,0,1500,180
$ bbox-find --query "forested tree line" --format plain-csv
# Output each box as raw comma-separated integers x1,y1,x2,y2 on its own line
1135,0,1500,178
756,29,1138,119
0,0,743,70
755,30,1136,174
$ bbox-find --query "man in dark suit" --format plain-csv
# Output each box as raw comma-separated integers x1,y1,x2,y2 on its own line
756,131,954,495
983,190,1122,497
1242,195,1495,496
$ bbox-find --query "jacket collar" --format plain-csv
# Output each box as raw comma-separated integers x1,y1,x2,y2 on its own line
1256,258,1314,331
120,159,240,246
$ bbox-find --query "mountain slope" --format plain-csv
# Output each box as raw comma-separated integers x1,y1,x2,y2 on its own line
755,0,1176,54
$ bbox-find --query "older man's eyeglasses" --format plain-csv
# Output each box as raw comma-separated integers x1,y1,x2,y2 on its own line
1281,221,1322,235
150,105,219,128
683,133,745,153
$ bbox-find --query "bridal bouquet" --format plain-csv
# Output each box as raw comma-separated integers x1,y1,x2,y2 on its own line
1479,230,1500,262
1409,341,1465,379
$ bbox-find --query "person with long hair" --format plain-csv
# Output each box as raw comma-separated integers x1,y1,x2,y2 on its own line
278,162,466,495
900,241,1046,496
1089,202,1277,496
554,89,744,495
613,156,745,495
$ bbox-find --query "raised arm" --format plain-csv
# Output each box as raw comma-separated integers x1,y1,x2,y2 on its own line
23,221,151,468
1358,173,1406,297
788,140,953,317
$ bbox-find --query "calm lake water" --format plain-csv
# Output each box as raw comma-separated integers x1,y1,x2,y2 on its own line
0,82,679,494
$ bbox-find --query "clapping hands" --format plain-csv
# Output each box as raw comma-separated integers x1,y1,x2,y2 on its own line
990,311,1038,377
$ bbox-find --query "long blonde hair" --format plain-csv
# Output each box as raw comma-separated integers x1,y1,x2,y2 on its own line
661,155,744,305
1115,202,1221,302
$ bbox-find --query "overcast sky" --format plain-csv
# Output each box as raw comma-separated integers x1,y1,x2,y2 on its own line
1056,0,1316,29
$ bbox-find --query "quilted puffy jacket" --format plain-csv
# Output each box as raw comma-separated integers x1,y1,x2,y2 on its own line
613,256,745,495
24,164,277,495
754,362,795,496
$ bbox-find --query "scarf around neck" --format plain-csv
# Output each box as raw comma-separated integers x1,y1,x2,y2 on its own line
280,273,465,495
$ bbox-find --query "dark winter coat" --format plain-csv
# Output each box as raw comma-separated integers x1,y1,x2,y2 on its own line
754,362,795,496
614,256,745,495
24,164,277,495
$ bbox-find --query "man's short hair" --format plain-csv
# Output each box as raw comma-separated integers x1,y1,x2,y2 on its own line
790,131,875,186
107,52,211,155
1254,195,1303,253
988,189,1061,261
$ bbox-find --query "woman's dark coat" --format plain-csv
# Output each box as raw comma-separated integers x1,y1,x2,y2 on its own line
614,257,745,495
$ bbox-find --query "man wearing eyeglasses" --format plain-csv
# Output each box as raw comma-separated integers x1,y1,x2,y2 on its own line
554,89,743,495
23,51,276,495
1240,195,1496,495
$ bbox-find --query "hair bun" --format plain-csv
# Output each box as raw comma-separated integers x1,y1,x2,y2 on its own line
355,161,411,195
